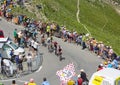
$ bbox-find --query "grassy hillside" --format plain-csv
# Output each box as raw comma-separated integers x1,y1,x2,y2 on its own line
34,0,120,55
14,0,120,55
11,6,37,19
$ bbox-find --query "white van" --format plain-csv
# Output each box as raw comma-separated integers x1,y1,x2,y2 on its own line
89,68,120,85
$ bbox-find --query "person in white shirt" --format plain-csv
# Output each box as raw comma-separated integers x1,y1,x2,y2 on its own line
31,39,35,48
26,53,32,72
33,41,39,51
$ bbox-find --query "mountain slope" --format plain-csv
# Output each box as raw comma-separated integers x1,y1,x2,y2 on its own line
37,0,120,54
13,0,120,55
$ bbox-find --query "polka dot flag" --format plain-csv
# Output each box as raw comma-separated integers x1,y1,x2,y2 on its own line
56,63,76,84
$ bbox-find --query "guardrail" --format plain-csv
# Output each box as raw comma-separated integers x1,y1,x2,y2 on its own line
0,51,43,80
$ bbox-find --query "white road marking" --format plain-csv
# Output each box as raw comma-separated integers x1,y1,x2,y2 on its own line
36,66,42,73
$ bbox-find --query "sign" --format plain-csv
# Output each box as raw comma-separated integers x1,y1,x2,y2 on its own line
56,63,75,83
92,75,103,85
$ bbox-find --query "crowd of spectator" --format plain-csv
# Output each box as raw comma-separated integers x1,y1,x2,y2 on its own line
0,0,41,78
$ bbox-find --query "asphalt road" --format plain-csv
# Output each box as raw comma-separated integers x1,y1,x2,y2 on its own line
0,19,103,85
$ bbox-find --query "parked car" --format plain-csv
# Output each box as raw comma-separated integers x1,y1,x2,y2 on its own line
3,41,25,57
0,30,4,38
0,37,25,59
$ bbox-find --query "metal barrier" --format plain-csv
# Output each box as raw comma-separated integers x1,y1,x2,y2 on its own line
0,52,43,80
30,52,43,71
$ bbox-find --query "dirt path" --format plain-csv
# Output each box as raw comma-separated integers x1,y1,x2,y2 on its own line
76,0,80,23
76,0,91,35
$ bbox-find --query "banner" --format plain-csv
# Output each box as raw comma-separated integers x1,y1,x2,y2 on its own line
56,63,76,84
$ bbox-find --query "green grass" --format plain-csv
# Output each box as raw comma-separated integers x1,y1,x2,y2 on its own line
11,6,37,19
33,0,120,55
13,0,120,55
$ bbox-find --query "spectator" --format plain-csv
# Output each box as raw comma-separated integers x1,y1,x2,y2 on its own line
33,41,39,52
67,79,75,85
28,78,36,85
18,55,23,73
81,33,86,50
15,53,22,76
46,25,50,37
76,34,82,46
15,54,19,68
97,64,103,71
13,29,18,43
77,74,83,85
26,53,32,72
112,58,119,69
80,69,88,85
10,49,15,62
41,33,46,46
29,38,35,51
47,37,51,49
42,77,50,85
11,80,17,85
17,30,23,46
24,82,28,85
107,61,113,68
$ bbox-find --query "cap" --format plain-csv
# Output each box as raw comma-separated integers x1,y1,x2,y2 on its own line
80,69,84,72
30,78,34,82
77,74,81,78
24,82,28,85
100,64,103,66
109,46,112,49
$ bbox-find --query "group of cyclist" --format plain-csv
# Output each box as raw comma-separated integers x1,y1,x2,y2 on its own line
40,32,64,61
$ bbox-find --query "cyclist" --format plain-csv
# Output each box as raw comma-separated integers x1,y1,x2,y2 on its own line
58,45,62,61
53,41,58,55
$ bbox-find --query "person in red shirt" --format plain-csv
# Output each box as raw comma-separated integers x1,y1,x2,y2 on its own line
77,74,83,85
97,64,103,71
